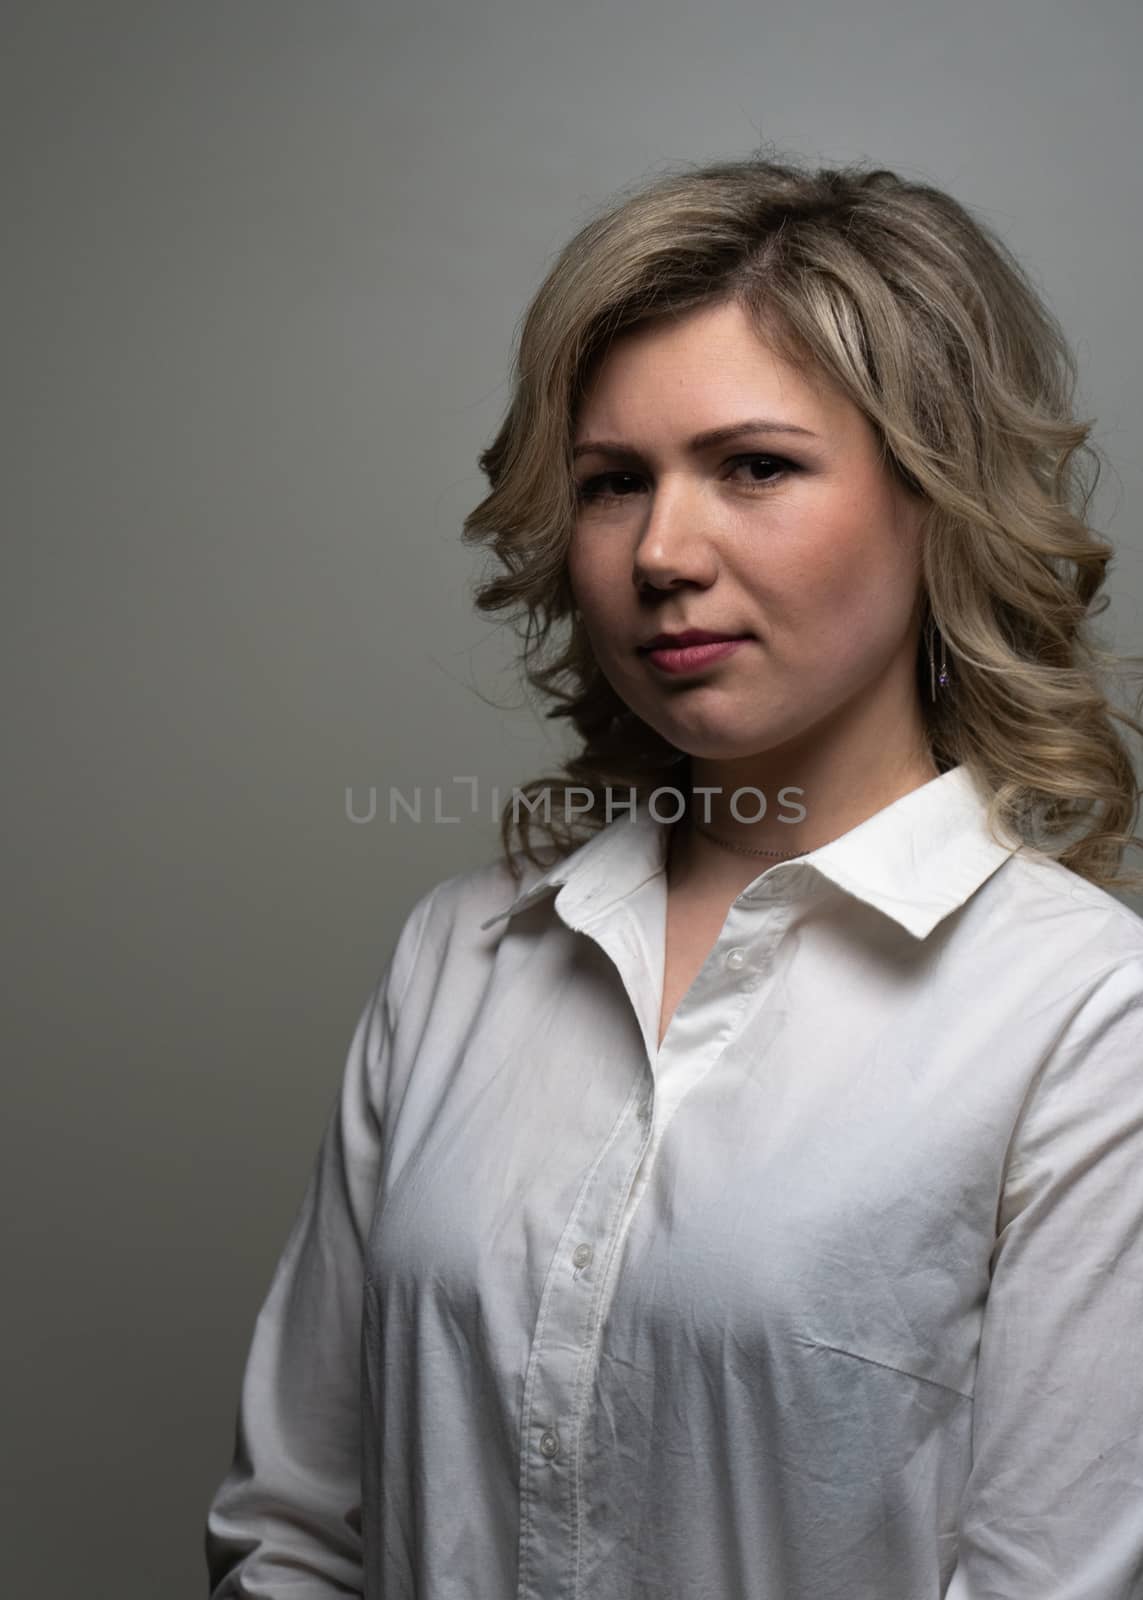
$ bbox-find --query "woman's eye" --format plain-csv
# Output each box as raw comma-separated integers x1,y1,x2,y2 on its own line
574,454,793,506
574,471,642,505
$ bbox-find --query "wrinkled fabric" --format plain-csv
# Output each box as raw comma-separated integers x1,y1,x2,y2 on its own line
205,763,1143,1599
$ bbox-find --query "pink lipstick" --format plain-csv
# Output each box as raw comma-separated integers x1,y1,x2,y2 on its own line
643,637,750,674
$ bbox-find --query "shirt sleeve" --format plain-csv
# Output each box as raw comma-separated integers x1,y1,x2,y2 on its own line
944,954,1143,1599
204,886,436,1598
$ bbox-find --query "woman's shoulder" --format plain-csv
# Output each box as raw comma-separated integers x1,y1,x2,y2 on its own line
999,845,1143,968
394,841,568,957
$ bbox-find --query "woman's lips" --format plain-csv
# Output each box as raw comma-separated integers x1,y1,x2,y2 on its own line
643,637,751,674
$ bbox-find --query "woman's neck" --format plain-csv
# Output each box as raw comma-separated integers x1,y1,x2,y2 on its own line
665,752,942,896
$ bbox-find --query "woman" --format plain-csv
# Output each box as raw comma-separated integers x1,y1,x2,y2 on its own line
206,152,1143,1598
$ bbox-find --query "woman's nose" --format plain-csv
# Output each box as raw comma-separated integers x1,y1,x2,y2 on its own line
631,480,720,590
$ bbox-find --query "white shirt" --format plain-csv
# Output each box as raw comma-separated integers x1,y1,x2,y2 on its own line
205,763,1143,1599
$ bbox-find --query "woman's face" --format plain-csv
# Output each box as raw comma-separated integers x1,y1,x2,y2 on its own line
566,299,930,766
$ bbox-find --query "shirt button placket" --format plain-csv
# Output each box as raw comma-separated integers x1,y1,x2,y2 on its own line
517,1084,648,1599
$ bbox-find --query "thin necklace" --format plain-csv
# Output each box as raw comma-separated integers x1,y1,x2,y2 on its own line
689,818,834,859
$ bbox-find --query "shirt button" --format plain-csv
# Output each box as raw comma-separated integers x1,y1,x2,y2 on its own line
539,1430,560,1458
572,1243,593,1269
725,946,748,970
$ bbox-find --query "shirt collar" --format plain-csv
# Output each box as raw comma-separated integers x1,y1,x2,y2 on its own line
479,763,1021,941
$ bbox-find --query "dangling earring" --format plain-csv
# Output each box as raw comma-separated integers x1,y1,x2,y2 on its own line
926,613,949,700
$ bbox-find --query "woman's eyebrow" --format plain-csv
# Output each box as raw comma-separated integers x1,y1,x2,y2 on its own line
571,417,820,461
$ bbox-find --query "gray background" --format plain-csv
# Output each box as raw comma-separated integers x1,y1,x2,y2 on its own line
4,1,1141,1592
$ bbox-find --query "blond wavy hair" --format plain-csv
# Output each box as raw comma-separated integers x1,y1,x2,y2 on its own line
461,147,1143,896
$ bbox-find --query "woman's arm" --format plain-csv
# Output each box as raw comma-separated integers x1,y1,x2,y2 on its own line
204,887,436,1597
944,954,1143,1598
